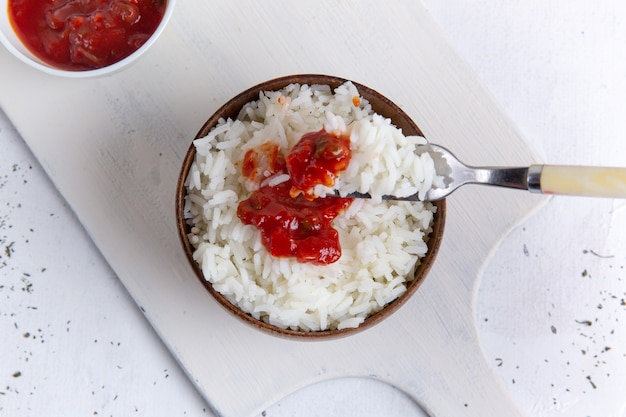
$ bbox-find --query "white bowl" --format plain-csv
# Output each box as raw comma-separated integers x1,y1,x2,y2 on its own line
0,0,176,78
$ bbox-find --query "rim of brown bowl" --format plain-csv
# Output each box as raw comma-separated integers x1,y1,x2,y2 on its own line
175,74,446,339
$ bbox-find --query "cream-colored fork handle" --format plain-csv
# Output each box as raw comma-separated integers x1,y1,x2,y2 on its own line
533,165,626,198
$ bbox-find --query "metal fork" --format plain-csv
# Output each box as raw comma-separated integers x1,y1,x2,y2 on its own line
344,144,626,202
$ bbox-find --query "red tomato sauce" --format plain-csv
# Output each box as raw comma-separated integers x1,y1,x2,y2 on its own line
8,0,167,71
237,182,353,264
237,129,353,264
242,141,286,184
286,129,351,197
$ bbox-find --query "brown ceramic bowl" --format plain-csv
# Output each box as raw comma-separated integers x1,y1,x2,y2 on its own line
176,74,446,339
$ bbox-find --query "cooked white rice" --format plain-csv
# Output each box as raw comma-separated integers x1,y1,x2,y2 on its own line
183,81,442,331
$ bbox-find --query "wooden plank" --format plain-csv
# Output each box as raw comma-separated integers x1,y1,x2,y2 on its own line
0,1,544,416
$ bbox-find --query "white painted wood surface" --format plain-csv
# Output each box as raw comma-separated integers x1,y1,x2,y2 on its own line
0,1,543,416
2,1,625,417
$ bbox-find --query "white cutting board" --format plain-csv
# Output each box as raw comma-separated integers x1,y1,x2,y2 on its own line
0,1,545,416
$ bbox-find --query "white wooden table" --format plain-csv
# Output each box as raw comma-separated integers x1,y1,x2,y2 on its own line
2,1,626,416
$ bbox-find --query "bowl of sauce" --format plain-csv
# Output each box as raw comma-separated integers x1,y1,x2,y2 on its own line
0,0,175,77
